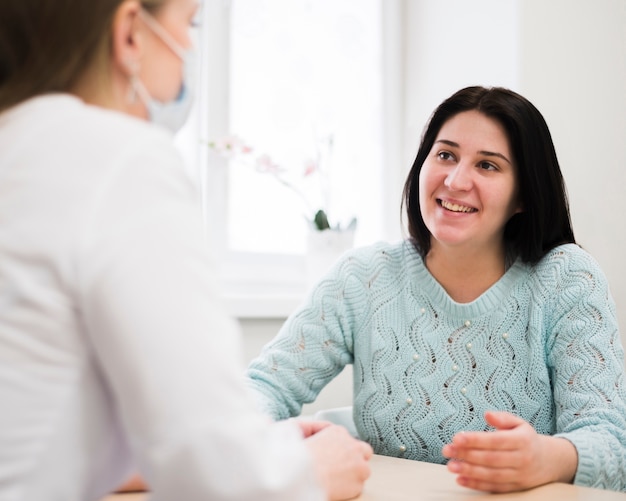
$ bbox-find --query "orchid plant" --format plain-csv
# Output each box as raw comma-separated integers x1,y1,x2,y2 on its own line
208,134,357,232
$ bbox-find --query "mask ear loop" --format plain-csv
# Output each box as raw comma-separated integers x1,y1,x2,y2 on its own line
126,59,153,111
126,59,140,104
138,9,186,59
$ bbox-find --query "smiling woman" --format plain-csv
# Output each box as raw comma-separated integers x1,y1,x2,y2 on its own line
419,110,523,284
245,86,626,494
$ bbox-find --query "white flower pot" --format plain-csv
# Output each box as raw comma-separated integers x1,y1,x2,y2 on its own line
305,228,355,288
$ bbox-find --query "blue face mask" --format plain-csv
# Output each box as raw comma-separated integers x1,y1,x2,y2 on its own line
131,10,196,133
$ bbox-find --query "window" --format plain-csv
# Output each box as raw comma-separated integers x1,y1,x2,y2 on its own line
228,0,383,255
178,0,404,316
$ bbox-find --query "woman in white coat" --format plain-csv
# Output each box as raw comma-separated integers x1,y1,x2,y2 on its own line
0,1,372,500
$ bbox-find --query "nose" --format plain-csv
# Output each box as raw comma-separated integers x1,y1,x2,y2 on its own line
444,162,473,192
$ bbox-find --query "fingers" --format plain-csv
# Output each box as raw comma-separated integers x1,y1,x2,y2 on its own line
455,472,521,493
306,425,372,500
447,458,535,493
442,413,553,493
443,444,524,468
445,430,518,454
484,410,526,430
361,440,374,459
448,435,578,492
444,411,531,455
295,419,333,438
447,457,527,492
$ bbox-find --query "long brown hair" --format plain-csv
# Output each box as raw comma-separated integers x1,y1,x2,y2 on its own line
0,0,165,113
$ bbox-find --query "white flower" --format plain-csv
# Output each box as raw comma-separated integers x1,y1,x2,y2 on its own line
208,134,354,231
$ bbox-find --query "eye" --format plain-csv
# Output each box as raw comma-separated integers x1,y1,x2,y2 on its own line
478,161,497,171
437,150,455,161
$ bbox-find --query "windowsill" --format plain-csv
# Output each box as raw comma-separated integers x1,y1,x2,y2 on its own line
224,292,304,319
218,251,308,319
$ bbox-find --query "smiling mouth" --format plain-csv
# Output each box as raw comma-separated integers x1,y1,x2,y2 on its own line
438,199,477,213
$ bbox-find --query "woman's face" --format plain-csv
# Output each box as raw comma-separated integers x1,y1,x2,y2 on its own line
138,0,199,103
418,110,522,255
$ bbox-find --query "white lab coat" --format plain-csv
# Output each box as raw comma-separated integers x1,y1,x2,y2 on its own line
0,95,322,501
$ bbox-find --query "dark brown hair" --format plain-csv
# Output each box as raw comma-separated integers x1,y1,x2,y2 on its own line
402,86,575,264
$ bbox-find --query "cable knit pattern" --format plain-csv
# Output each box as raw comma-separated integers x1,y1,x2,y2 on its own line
247,241,626,491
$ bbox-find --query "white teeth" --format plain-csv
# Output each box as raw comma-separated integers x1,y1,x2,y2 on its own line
440,200,475,213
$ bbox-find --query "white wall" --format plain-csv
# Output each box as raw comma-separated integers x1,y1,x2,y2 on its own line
403,0,521,156
239,0,626,413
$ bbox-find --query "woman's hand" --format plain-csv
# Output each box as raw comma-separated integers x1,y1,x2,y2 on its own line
304,424,373,500
442,410,578,493
294,418,333,438
115,474,147,493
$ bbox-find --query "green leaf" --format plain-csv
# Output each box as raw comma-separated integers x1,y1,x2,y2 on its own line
313,209,331,231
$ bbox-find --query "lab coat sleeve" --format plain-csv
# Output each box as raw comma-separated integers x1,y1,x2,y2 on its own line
75,136,323,501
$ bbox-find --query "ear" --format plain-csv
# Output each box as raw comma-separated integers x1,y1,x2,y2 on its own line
111,0,143,76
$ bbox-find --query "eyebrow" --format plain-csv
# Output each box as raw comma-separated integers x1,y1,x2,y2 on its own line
435,139,512,166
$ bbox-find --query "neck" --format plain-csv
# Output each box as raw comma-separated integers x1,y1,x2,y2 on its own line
71,62,147,120
425,242,508,303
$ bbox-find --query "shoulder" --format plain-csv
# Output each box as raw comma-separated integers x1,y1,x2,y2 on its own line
533,244,607,279
14,94,180,167
325,240,421,288
3,94,171,142
339,240,418,270
81,100,178,160
12,95,197,219
1,94,185,190
530,244,612,303
67,97,190,187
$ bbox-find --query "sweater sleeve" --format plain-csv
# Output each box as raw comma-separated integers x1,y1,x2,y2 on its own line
544,246,626,491
76,135,324,501
247,252,367,419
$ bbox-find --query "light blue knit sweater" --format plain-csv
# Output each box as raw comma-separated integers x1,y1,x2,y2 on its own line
247,241,626,491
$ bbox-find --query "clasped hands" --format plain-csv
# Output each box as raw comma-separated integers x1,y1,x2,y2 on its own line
442,410,578,493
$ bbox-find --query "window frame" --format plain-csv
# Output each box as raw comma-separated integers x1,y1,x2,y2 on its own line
192,0,406,318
